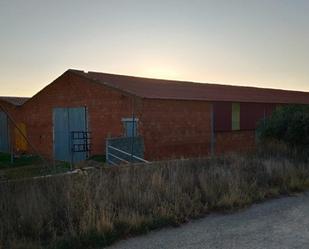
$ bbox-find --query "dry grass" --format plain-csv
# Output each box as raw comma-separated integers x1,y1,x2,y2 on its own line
0,146,309,249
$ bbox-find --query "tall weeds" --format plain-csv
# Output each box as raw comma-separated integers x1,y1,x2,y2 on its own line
0,148,308,249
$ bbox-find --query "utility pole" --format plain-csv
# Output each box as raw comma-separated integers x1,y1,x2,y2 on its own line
130,97,135,163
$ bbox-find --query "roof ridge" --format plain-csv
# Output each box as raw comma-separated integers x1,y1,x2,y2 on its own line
69,69,309,94
67,69,309,104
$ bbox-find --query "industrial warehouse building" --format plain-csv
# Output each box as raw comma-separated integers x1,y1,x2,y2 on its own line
1,69,309,163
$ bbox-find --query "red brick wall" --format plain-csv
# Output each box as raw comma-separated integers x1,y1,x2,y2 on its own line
215,130,256,155
19,72,135,158
140,99,212,160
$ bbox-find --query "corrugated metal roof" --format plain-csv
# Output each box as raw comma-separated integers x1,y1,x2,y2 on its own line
70,69,309,104
0,96,30,106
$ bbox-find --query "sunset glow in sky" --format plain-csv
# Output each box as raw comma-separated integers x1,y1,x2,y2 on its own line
0,0,308,97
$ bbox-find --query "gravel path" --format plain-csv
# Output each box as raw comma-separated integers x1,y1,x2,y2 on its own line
107,192,309,249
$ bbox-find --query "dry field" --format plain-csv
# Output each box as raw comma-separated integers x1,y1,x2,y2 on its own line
1,144,309,249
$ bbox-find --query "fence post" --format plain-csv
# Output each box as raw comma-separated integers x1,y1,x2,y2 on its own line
210,103,215,156
106,137,109,164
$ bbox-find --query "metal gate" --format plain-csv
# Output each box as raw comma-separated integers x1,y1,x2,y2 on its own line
0,111,9,153
106,136,148,165
53,107,88,163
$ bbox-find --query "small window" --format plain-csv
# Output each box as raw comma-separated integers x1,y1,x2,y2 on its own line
232,103,240,131
122,118,138,137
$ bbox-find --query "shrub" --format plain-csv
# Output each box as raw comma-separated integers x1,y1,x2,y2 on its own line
256,104,309,148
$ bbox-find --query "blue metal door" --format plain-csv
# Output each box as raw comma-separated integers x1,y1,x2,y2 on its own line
53,107,87,162
53,108,70,161
0,112,9,153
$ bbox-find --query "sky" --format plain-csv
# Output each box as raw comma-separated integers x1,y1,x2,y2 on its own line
0,0,308,97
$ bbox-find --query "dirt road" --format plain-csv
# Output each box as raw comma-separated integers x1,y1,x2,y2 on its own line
107,192,309,249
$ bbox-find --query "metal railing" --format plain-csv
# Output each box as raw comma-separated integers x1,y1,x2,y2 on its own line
107,145,149,165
